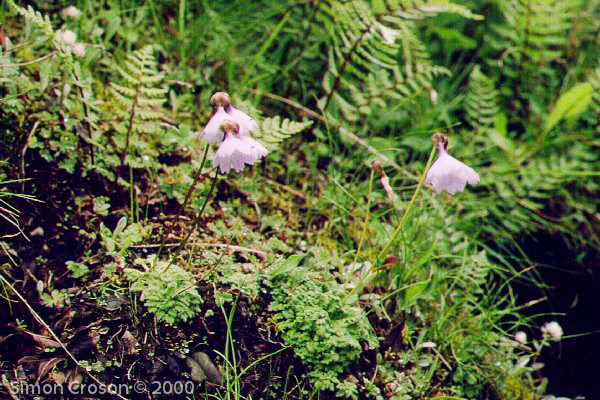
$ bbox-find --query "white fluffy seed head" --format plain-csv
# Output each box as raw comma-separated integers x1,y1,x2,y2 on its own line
515,331,527,344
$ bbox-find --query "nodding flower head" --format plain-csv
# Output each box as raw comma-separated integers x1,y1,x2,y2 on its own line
201,104,229,143
201,92,269,171
210,92,231,108
212,120,256,174
226,104,258,135
425,133,479,195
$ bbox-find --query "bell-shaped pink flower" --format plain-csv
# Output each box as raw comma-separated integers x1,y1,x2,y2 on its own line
213,120,256,173
200,106,229,143
201,92,269,168
226,105,258,135
238,134,268,161
425,133,479,194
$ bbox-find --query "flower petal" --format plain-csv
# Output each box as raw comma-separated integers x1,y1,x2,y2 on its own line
238,135,268,162
425,153,479,194
227,106,258,135
213,135,255,173
201,107,228,143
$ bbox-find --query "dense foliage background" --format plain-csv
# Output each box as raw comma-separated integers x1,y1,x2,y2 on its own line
1,0,599,399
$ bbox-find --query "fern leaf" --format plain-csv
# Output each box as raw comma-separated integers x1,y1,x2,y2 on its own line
465,66,500,129
257,116,313,145
318,0,478,122
109,45,167,164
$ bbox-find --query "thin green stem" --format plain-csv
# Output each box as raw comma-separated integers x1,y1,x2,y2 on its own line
345,167,376,299
377,145,437,263
354,167,375,265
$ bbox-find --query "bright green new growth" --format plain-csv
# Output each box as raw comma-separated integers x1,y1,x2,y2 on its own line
267,255,378,392
125,255,202,325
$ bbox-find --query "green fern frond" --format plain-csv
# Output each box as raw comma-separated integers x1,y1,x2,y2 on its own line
5,0,53,36
483,142,599,242
318,0,479,121
110,82,137,97
489,0,582,69
372,0,483,20
257,116,313,146
140,87,168,97
109,45,167,164
465,66,500,129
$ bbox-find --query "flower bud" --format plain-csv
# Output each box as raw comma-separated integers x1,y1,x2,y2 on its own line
220,119,239,134
210,92,231,108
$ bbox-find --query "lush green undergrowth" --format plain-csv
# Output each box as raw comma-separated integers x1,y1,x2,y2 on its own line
1,0,598,399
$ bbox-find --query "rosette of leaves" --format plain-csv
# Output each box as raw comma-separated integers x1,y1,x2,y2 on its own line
125,255,202,325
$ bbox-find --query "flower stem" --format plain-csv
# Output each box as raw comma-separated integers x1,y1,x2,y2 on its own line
155,143,210,260
353,166,375,265
377,145,437,263
176,167,219,254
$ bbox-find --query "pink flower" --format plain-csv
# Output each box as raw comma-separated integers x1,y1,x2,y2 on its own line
238,134,267,160
212,120,255,173
200,106,229,143
226,105,258,135
425,133,479,195
201,92,268,167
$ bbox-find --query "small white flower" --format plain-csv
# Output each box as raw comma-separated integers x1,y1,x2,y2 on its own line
515,331,527,345
425,133,480,195
541,321,563,340
62,5,82,19
70,43,85,58
212,120,255,173
92,27,104,37
59,30,77,46
429,88,438,104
